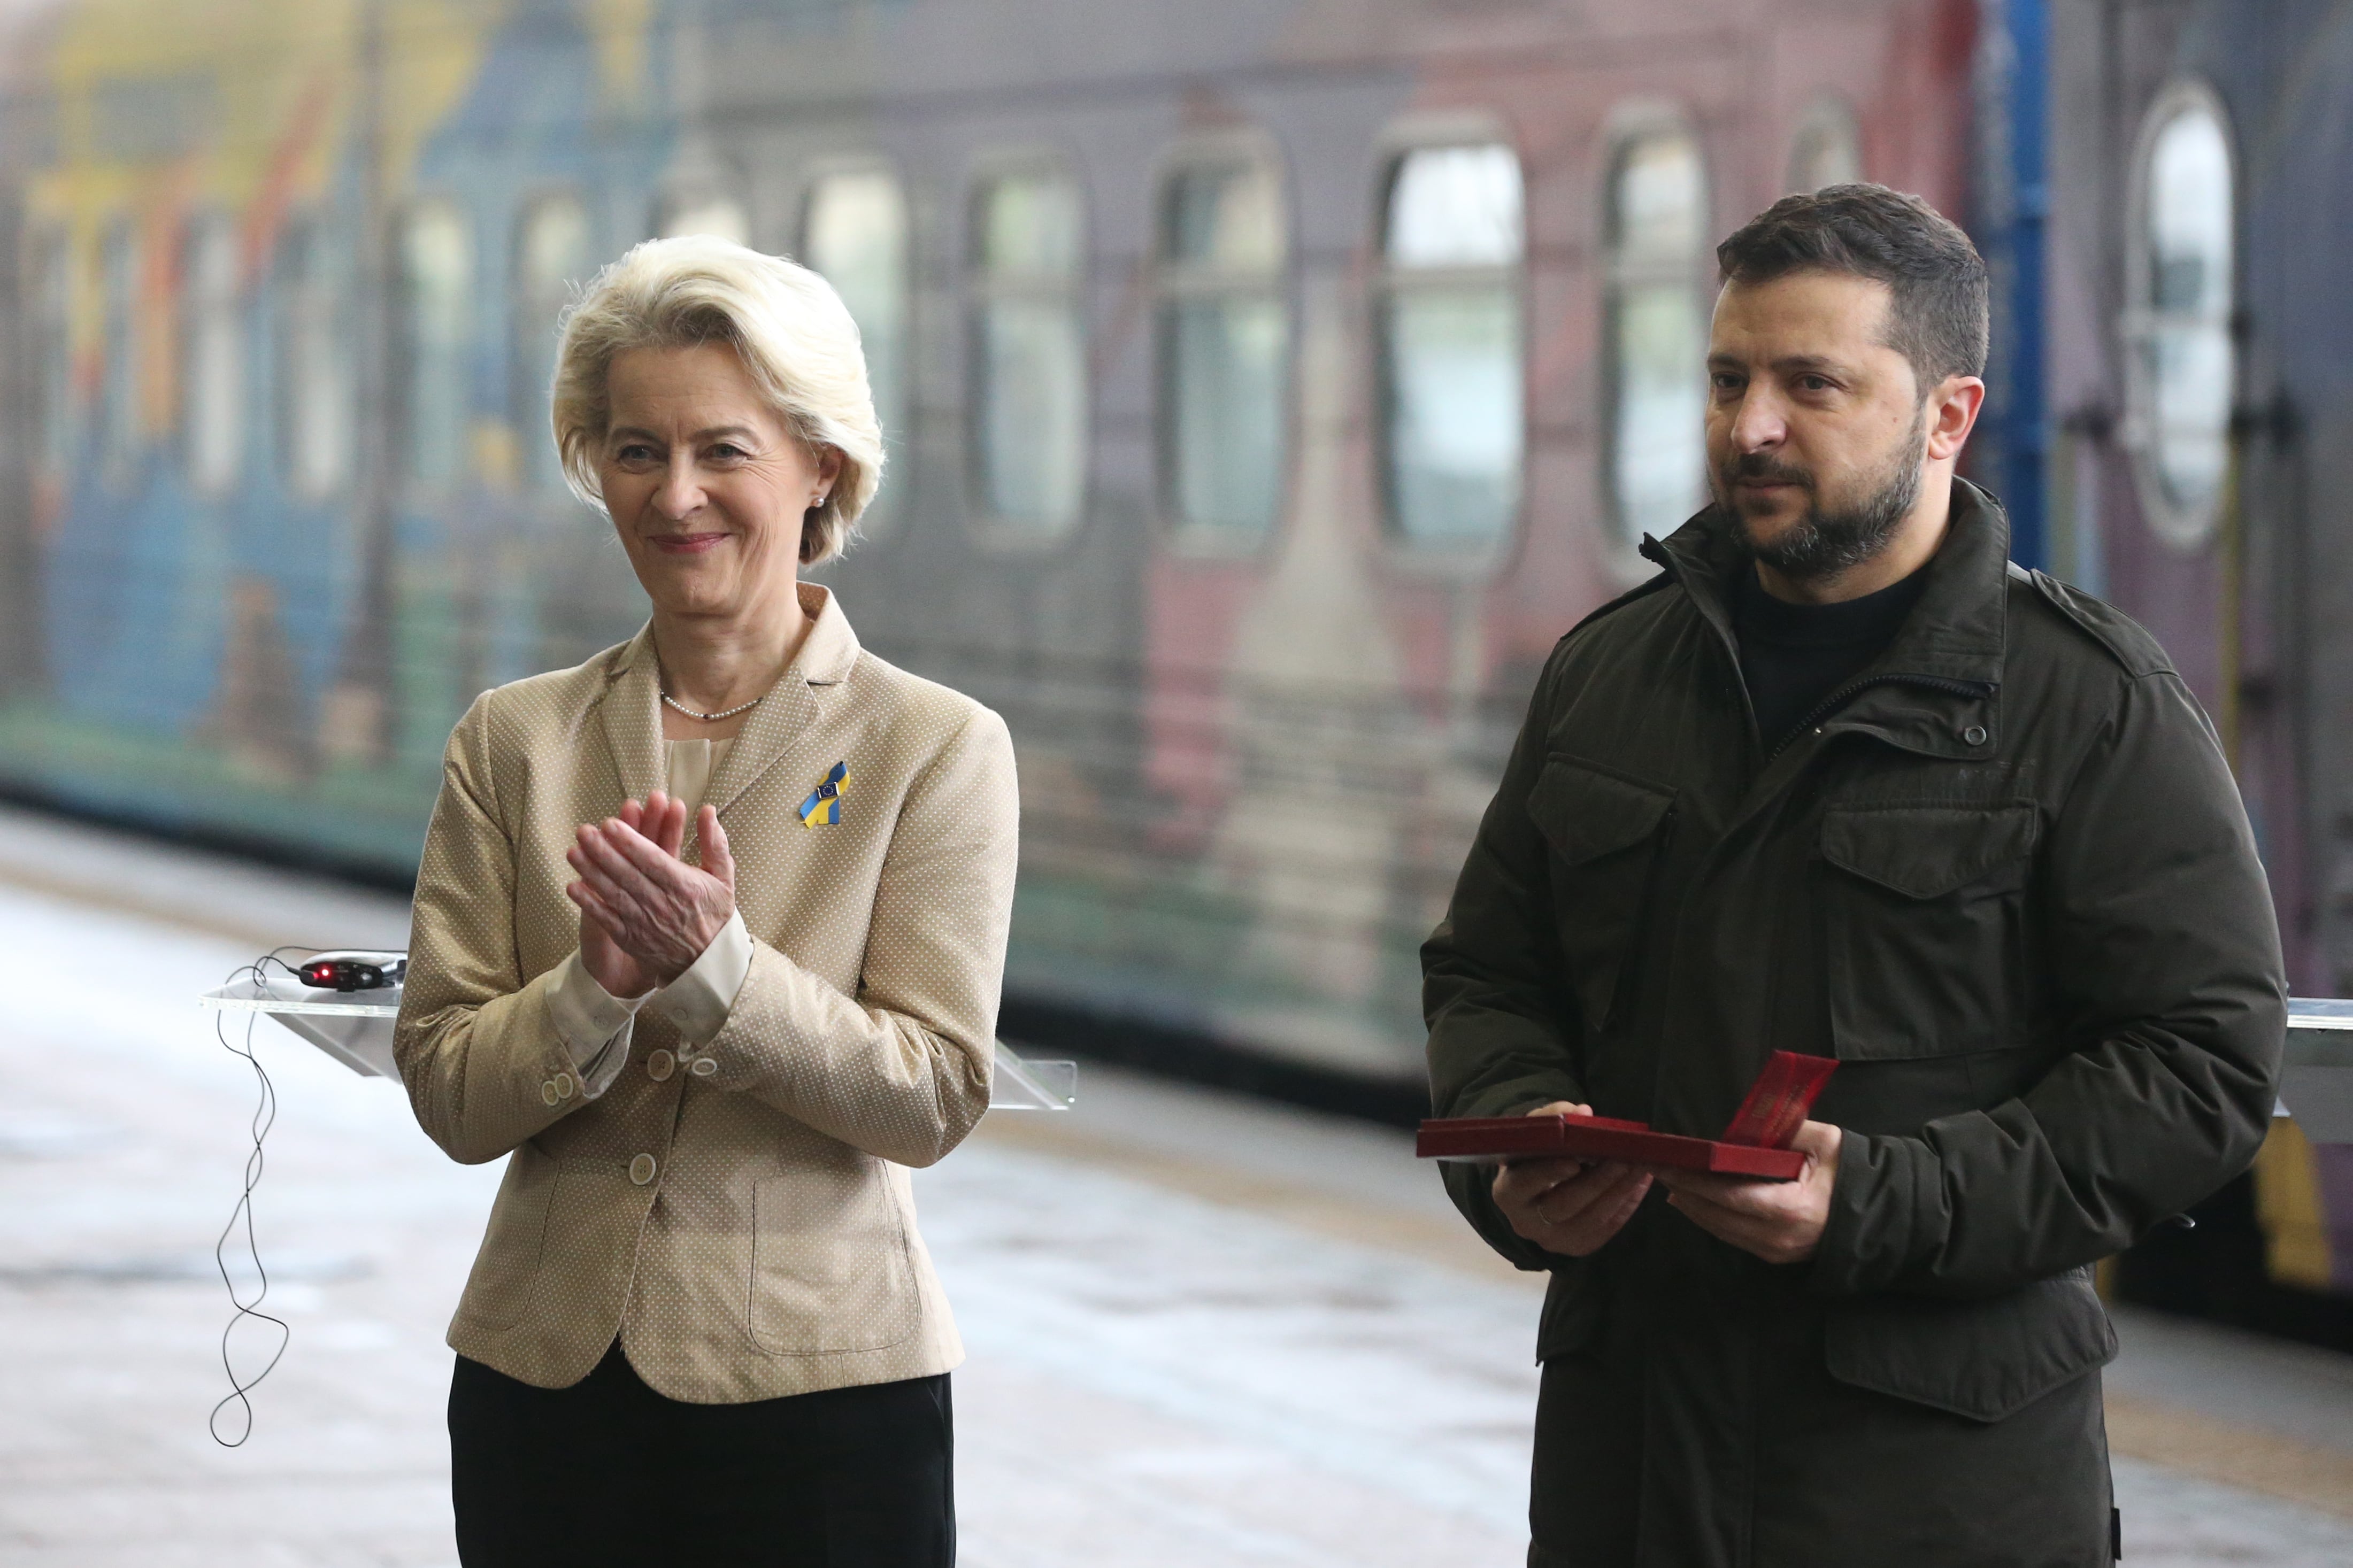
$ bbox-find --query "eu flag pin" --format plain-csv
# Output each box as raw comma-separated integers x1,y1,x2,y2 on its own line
798,761,851,827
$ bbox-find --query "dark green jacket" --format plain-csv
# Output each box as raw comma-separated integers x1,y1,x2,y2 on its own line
1425,482,2284,1567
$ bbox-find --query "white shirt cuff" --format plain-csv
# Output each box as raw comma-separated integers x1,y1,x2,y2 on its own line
648,909,752,1050
544,952,649,1093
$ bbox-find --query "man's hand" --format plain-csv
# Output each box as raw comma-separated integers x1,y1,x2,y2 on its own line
1490,1102,1654,1258
566,790,739,992
1649,1119,1842,1265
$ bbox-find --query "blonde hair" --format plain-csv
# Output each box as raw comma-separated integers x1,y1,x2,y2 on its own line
551,234,882,565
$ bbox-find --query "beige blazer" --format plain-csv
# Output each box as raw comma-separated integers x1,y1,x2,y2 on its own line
394,584,1018,1401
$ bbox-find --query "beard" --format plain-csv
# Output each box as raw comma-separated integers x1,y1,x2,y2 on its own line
1712,406,1927,582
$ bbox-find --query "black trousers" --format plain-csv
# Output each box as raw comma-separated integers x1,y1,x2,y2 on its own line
449,1342,955,1567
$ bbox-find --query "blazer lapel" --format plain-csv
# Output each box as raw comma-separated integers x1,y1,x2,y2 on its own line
703,582,863,820
599,625,667,808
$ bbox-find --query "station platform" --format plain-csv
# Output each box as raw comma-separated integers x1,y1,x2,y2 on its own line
1,802,2348,1566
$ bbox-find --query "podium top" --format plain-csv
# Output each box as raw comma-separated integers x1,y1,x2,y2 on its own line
2288,998,2353,1032
203,974,401,1019
197,979,1075,1110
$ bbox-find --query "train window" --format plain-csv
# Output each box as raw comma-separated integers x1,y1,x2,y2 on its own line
399,200,473,489
514,195,590,495
276,220,352,498
181,215,243,495
1787,96,1862,192
968,166,1087,540
803,169,910,530
98,219,140,482
660,193,749,245
1157,155,1288,542
1376,141,1524,549
1604,127,1709,551
2126,85,2234,549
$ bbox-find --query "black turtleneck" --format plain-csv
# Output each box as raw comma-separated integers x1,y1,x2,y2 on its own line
1731,562,1933,752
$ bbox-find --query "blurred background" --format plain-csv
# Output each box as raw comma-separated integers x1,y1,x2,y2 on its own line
0,1,2349,1563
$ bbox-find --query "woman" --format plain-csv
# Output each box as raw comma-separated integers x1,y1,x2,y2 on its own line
395,235,1017,1567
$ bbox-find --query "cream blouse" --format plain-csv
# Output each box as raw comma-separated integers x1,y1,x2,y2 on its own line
542,737,758,1096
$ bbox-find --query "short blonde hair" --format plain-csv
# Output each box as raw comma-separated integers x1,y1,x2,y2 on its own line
551,234,882,565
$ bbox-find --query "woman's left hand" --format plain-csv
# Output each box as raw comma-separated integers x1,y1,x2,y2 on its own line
565,790,739,988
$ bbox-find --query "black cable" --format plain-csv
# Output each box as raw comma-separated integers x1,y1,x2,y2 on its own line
206,949,313,1447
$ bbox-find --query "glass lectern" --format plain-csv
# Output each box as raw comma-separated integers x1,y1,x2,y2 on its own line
199,971,1078,1111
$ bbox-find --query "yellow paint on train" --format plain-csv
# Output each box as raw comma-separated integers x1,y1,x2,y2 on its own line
585,0,657,107
33,1,353,432
21,0,657,419
2254,1118,2333,1292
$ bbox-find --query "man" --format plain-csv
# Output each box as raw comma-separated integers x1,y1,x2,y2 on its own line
1424,185,2283,1567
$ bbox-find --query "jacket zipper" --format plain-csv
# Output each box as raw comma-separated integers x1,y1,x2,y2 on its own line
1764,674,1997,764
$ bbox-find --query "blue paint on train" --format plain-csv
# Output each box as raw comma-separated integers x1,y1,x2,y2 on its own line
2001,0,2049,570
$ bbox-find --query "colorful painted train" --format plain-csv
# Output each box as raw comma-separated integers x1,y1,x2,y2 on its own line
0,0,2344,1332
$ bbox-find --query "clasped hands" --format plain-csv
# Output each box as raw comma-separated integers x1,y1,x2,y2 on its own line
1491,1102,1842,1266
564,790,738,1000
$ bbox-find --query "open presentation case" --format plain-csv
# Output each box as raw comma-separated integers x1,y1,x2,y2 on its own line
1414,999,2353,1174
1417,1051,1837,1181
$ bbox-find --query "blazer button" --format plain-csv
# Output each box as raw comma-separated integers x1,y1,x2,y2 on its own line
629,1153,657,1186
553,1071,575,1099
541,1080,559,1106
691,1056,719,1078
1963,723,1989,746
647,1049,675,1082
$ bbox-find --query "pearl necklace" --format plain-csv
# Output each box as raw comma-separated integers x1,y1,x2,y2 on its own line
660,690,764,723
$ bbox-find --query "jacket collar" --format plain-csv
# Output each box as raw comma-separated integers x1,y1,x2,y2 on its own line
1644,477,2011,761
598,582,864,817
1863,475,2009,690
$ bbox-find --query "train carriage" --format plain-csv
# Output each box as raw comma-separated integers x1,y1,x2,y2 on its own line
0,0,2342,1336
2044,0,2353,1336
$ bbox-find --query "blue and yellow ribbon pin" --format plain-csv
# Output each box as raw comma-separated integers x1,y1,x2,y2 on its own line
798,761,850,827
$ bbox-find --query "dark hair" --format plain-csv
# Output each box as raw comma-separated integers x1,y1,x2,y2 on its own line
1716,183,1988,389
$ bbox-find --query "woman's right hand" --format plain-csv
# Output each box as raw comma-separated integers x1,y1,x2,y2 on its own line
572,793,690,999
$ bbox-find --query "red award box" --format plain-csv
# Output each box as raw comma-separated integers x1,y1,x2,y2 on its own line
1415,1051,1837,1181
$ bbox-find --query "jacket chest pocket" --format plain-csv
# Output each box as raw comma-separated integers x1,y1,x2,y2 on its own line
1817,803,2037,1060
1526,757,1676,1036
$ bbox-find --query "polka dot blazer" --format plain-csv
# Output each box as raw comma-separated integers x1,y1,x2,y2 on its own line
394,584,1019,1401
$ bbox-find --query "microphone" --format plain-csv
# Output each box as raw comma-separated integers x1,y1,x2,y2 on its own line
294,951,407,992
